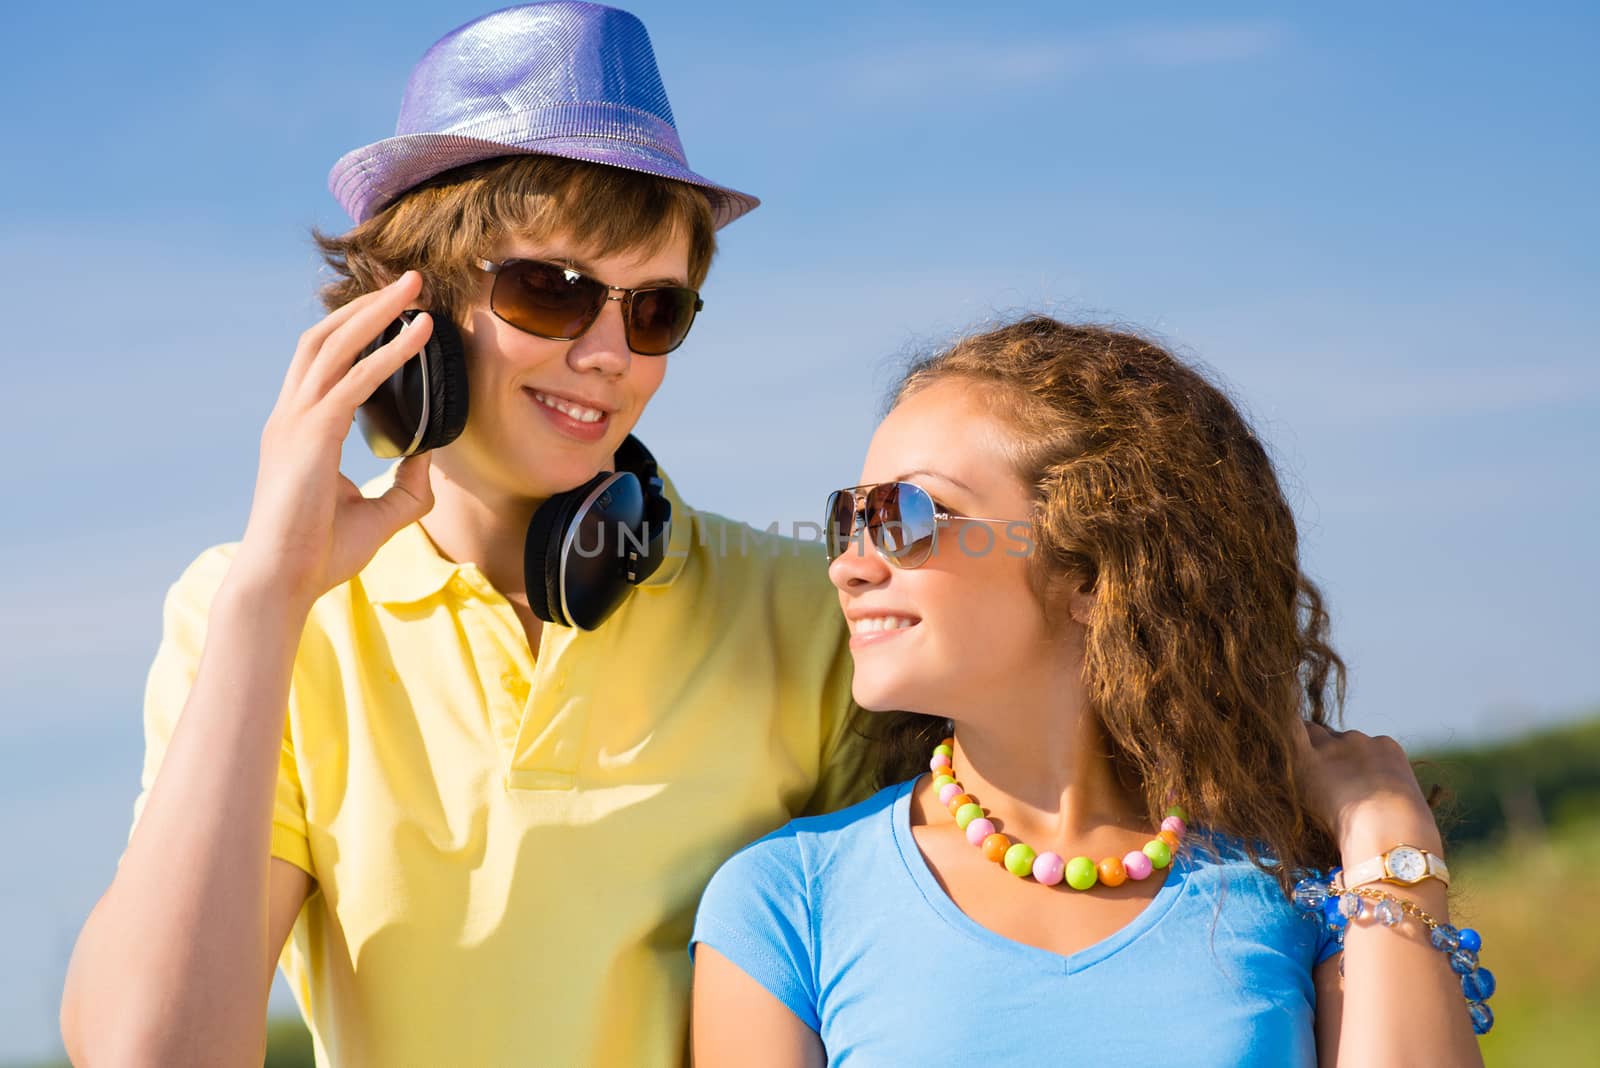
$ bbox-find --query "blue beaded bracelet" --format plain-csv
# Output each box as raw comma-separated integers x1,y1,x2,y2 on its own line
1292,872,1496,1036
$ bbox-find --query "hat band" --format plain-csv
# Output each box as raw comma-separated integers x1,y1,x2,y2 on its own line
401,102,688,165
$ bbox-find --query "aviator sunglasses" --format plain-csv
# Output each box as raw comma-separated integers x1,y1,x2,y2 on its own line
825,482,1024,569
476,258,704,356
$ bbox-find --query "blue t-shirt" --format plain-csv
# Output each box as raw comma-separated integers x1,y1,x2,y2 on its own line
692,779,1340,1066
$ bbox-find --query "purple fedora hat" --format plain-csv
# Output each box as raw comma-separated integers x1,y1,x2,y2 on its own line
329,2,758,228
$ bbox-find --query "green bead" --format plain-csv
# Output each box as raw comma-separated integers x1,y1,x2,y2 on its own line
1143,839,1173,869
932,774,956,791
933,744,954,759
1065,856,1099,890
1004,843,1037,877
955,803,985,830
1166,805,1188,822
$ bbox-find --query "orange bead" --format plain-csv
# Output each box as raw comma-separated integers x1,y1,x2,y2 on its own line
941,737,955,749
1097,856,1127,887
946,793,974,815
981,833,1011,863
1157,829,1181,850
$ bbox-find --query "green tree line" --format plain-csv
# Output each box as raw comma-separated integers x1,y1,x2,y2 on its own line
1418,711,1600,847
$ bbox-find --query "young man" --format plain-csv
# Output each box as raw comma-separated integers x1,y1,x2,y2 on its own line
60,6,865,1065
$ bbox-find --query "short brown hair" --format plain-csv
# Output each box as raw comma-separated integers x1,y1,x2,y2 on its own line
313,154,717,321
870,316,1346,891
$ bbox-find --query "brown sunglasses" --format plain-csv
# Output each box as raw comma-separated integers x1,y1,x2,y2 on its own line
476,258,703,356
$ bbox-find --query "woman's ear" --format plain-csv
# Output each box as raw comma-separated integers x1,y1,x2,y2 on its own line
1067,581,1095,626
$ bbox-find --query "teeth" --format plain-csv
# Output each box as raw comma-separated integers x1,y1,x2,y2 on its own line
534,391,605,423
852,616,918,635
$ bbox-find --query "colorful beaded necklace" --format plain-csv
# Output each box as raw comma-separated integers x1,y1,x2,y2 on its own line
929,738,1187,889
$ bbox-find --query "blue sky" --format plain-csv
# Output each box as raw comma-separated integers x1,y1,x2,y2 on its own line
1,1,1596,1059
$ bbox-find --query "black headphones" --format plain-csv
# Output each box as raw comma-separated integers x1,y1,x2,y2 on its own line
356,311,673,630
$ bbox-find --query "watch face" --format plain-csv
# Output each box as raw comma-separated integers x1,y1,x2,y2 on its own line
1386,847,1427,883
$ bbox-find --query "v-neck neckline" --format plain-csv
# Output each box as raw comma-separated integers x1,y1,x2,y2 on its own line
888,776,1194,975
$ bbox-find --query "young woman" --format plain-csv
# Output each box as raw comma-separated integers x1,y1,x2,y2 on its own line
692,317,1490,1066
60,6,864,1066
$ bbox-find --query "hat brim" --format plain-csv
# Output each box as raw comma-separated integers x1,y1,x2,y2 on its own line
329,132,759,230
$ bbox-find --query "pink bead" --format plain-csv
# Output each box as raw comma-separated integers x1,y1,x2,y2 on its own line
1123,850,1154,881
938,782,963,806
966,817,997,845
1161,815,1186,837
930,753,953,771
1032,851,1066,886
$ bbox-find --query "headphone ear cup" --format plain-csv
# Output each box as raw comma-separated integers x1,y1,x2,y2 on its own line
416,315,469,452
520,436,669,631
524,481,595,626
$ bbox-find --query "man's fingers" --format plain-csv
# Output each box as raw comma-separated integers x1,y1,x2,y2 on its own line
327,312,434,413
298,272,426,402
281,291,378,401
280,272,423,401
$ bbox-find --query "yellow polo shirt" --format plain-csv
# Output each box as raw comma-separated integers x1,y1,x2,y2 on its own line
133,471,868,1066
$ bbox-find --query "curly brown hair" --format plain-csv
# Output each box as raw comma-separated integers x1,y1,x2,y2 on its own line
312,154,717,321
867,316,1346,890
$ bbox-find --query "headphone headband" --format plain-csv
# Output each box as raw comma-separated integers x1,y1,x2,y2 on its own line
611,434,671,586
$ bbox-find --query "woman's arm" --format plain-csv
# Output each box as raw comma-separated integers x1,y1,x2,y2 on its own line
691,945,825,1068
59,273,436,1067
1302,725,1485,1068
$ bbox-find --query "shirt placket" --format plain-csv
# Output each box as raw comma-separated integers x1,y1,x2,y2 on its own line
506,620,588,790
448,564,593,791
447,567,537,772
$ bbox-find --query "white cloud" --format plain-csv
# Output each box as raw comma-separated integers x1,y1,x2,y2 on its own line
1244,355,1600,428
838,20,1285,97
1124,23,1285,66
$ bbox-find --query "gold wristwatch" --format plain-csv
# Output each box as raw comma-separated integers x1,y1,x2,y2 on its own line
1333,844,1450,891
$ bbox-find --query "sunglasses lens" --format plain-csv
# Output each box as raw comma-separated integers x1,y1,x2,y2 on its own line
824,490,855,561
868,483,937,567
491,261,605,340
626,287,701,355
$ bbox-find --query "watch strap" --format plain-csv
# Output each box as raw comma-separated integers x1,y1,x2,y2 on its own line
1334,845,1450,891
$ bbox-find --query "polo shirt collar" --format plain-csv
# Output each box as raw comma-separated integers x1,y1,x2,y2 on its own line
360,519,462,605
359,463,695,606
639,467,694,588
